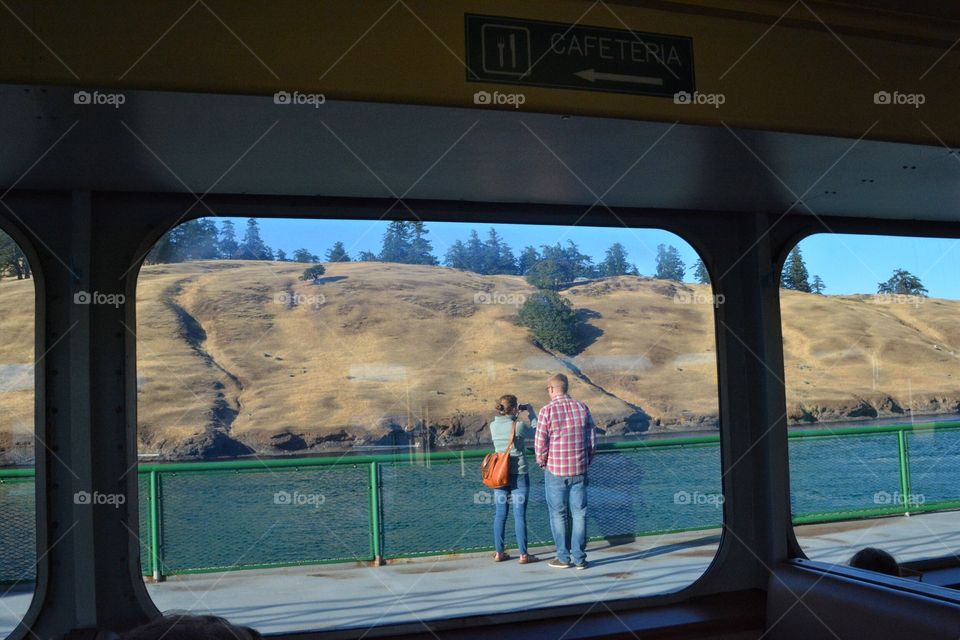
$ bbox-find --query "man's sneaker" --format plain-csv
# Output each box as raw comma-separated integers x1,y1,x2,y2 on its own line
574,561,588,570
548,558,571,569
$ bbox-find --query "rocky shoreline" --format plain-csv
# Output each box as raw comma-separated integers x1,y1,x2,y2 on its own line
144,398,959,462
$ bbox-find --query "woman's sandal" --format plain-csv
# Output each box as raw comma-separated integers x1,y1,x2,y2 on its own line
519,554,539,564
494,552,511,562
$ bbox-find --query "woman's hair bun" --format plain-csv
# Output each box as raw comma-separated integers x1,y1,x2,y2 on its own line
496,395,518,416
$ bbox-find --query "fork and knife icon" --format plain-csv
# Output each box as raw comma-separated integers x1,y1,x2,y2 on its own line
497,33,517,69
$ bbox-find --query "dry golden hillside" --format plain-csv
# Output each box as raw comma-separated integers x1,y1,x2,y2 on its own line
0,277,33,465
0,260,958,463
132,261,665,458
780,289,960,421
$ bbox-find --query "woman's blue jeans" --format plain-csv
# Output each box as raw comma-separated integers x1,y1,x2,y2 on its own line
493,473,529,555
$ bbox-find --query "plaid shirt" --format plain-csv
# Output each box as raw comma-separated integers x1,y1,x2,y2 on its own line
534,394,596,476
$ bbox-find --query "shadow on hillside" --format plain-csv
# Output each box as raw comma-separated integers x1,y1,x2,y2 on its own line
576,308,603,354
311,275,347,285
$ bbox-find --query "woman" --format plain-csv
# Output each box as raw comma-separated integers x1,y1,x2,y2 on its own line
488,394,538,564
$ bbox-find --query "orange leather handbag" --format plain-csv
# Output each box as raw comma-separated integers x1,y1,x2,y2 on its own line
481,420,516,489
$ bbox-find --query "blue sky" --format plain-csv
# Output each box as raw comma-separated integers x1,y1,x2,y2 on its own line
797,234,960,299
225,218,960,299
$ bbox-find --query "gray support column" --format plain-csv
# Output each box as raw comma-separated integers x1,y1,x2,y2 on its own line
712,211,791,581
19,191,159,639
87,192,159,630
67,191,96,627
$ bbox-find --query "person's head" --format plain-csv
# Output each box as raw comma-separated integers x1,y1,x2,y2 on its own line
122,614,262,640
547,373,569,400
496,394,518,417
848,547,900,577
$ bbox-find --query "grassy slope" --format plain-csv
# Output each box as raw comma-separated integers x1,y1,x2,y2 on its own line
0,277,33,456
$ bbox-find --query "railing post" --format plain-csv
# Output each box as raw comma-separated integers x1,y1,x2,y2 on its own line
148,469,164,581
369,461,383,566
896,429,912,517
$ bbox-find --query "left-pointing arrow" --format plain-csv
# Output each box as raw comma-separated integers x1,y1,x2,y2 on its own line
574,68,664,86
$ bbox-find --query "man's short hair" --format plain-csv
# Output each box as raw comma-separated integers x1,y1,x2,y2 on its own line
122,614,262,640
549,373,569,393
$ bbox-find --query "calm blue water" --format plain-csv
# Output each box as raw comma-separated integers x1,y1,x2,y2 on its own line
3,428,960,581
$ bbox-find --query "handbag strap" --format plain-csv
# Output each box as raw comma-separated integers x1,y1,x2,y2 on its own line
504,418,517,453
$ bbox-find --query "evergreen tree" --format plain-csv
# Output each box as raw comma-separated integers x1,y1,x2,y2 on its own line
566,240,596,278
525,259,565,290
781,247,811,292
878,269,928,296
465,230,485,272
299,264,326,282
292,248,320,263
811,274,825,294
517,246,539,275
599,243,631,277
483,228,516,274
443,240,470,270
692,258,710,284
546,241,595,279
379,221,413,263
238,218,272,260
517,290,580,355
218,220,239,258
0,232,31,279
0,232,13,276
357,250,379,262
274,249,287,262
655,244,685,281
325,241,351,263
408,222,438,265
376,221,437,265
526,241,595,288
174,219,220,260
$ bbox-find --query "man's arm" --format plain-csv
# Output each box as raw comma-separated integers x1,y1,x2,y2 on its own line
585,406,597,465
534,405,550,467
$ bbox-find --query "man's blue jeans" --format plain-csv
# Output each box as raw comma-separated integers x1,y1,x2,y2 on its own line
493,474,529,554
544,470,587,564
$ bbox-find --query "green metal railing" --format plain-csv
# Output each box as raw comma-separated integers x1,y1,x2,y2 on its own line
788,421,960,523
2,420,960,583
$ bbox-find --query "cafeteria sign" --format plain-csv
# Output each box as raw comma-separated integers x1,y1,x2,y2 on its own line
465,14,695,97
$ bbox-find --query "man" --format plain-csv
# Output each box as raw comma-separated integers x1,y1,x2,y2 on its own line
534,373,596,570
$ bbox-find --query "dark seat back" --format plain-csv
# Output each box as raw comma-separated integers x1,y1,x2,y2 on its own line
766,560,960,640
